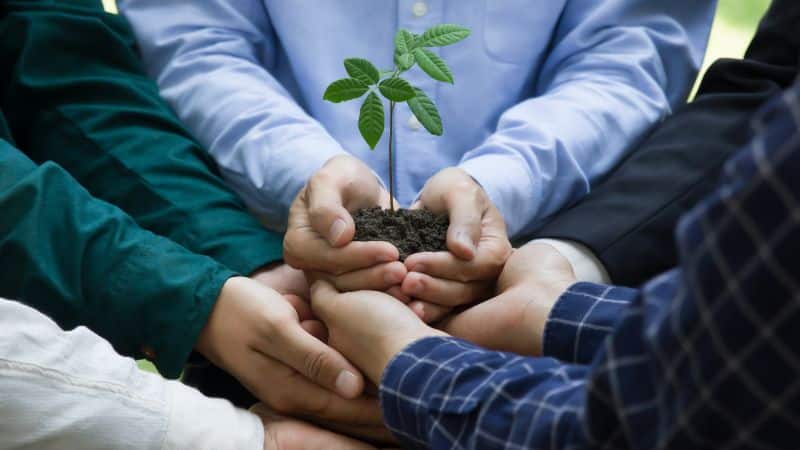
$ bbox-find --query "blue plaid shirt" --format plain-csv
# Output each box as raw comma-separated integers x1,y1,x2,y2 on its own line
379,81,800,449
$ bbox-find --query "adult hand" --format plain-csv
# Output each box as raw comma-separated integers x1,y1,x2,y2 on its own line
195,277,383,431
253,404,395,450
402,167,512,322
284,155,407,293
440,242,577,355
310,280,444,384
251,262,309,299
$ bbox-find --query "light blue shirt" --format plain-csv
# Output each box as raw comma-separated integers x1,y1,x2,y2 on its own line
118,0,715,237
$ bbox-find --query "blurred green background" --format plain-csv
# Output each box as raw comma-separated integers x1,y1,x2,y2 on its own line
700,0,770,89
128,0,772,374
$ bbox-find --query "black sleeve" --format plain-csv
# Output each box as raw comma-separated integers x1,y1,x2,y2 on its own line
529,0,800,286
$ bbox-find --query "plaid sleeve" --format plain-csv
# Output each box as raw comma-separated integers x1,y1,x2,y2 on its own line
543,281,638,363
380,83,800,449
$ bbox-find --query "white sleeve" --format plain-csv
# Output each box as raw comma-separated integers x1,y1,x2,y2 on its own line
532,239,611,284
0,298,263,450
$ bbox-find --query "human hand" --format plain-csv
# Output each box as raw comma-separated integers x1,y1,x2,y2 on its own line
195,277,383,432
284,155,408,294
402,167,512,322
310,280,444,384
251,262,309,299
253,404,398,450
440,242,577,355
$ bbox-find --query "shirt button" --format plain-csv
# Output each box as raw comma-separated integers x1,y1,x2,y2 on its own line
412,2,428,17
141,345,157,361
408,115,422,131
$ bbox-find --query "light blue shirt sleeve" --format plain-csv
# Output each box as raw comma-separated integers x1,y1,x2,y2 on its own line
459,0,715,236
118,0,347,230
119,0,714,236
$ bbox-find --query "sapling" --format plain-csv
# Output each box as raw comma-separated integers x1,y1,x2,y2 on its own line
322,24,470,259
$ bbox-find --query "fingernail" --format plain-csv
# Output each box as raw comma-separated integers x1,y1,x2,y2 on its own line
335,371,360,398
329,219,347,243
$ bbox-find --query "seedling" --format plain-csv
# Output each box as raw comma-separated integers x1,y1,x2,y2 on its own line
323,24,470,211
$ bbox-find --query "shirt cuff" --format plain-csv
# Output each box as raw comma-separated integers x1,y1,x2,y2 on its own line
164,380,263,450
533,239,611,284
542,282,639,364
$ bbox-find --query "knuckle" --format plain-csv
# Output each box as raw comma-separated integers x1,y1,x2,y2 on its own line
302,350,331,383
269,391,298,414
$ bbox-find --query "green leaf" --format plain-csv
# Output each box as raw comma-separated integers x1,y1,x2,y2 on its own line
407,88,443,136
378,77,416,102
394,29,417,54
344,58,380,85
412,48,454,83
358,92,385,149
394,52,415,71
417,24,470,47
323,78,369,103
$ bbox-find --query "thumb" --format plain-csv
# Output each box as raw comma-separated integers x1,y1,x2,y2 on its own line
444,189,486,261
309,279,341,323
306,175,356,247
271,317,365,399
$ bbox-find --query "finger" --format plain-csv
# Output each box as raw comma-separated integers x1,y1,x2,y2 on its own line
284,232,399,274
442,187,487,261
314,262,407,292
265,319,365,399
301,320,329,342
284,294,314,321
408,301,452,324
249,356,383,425
301,418,397,445
401,272,493,307
385,285,411,303
405,251,500,283
255,406,382,450
306,174,357,247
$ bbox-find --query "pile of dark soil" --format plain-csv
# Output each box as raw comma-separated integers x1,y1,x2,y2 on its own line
353,207,448,260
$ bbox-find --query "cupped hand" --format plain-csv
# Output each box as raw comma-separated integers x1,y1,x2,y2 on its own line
195,277,384,431
283,155,407,293
440,242,577,355
310,280,444,384
253,404,398,450
402,167,512,322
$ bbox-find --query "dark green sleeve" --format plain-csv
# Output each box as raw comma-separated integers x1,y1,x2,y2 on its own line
0,139,234,378
0,0,282,275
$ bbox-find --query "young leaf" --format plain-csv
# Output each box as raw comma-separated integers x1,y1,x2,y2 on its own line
359,92,385,149
394,52,415,71
378,77,416,102
344,58,380,85
394,29,417,54
412,48,454,83
323,78,369,103
407,88,443,136
417,24,470,47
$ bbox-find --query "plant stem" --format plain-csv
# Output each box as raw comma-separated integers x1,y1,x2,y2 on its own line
388,101,396,211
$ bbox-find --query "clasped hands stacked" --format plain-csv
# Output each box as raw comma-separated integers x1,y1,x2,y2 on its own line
195,155,578,443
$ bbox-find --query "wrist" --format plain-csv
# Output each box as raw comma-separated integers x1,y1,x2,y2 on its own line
373,327,447,383
194,276,244,364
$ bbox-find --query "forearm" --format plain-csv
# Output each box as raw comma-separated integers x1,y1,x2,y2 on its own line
0,298,262,450
459,0,713,238
0,0,282,273
119,0,346,228
530,0,799,286
0,143,234,377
